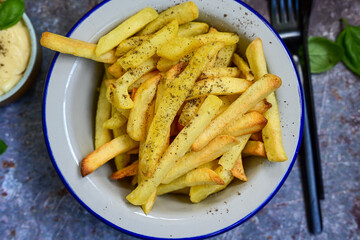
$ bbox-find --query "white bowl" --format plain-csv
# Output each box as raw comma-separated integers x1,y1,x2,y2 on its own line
0,14,41,106
43,0,303,239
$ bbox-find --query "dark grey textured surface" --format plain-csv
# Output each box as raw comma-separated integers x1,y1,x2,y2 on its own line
0,0,359,239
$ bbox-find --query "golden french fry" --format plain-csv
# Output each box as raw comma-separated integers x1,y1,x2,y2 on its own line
96,7,159,56
231,155,247,181
126,95,223,205
107,62,125,78
119,20,179,70
103,106,127,129
222,111,268,137
178,22,209,37
157,37,202,61
262,93,287,161
115,35,152,57
246,38,287,162
162,135,238,184
81,134,139,177
207,27,218,33
213,44,236,67
242,140,266,157
178,97,205,127
40,32,117,63
104,63,113,79
137,43,224,178
192,32,239,45
186,77,252,100
199,67,241,80
232,53,254,81
198,159,219,170
190,134,250,203
127,74,161,141
113,125,131,170
95,78,112,149
107,57,157,109
110,160,139,179
245,38,267,80
138,2,199,35
157,167,224,195
192,73,282,152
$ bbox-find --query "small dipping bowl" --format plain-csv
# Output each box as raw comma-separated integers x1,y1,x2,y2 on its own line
0,13,41,107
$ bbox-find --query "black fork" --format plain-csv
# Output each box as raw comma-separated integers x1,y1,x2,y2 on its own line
270,0,323,234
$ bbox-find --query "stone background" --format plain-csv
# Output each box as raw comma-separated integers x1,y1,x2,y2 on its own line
0,0,359,239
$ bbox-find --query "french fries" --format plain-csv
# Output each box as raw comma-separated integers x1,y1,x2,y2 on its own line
96,7,159,56
186,77,252,100
246,38,287,162
41,2,289,214
40,32,117,63
192,74,282,151
138,2,199,35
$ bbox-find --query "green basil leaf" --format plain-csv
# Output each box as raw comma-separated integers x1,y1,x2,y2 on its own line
0,139,7,155
0,0,25,30
336,19,360,77
308,37,344,74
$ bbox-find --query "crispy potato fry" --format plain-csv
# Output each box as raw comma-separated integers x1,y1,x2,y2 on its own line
104,63,113,79
96,7,159,56
231,155,247,181
214,44,236,67
119,20,179,70
245,38,267,80
138,2,199,35
81,134,139,177
214,95,239,117
192,74,282,151
232,53,254,81
111,160,139,179
113,125,131,170
142,190,157,214
126,95,223,205
262,93,287,161
157,37,202,61
162,135,238,184
246,38,287,162
115,35,152,57
222,111,268,137
193,32,239,45
199,67,241,80
107,62,125,78
178,22,209,37
190,134,250,203
178,97,205,127
107,57,157,109
103,106,127,129
186,77,252,100
127,74,161,141
157,167,224,195
95,78,112,149
242,140,266,157
40,32,117,63
137,43,224,178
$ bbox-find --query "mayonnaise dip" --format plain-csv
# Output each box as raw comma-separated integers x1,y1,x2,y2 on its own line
0,20,31,96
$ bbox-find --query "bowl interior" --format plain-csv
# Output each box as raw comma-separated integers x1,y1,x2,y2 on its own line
0,14,38,104
43,0,302,239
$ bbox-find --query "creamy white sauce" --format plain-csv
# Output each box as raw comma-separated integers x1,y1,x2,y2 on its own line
0,20,31,96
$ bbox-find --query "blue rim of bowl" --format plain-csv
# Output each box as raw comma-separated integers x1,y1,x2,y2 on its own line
0,13,38,103
42,0,304,239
